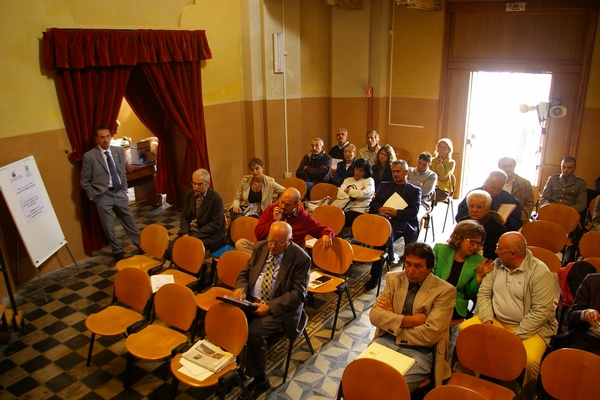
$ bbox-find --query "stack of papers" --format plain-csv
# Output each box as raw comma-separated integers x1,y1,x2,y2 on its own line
182,339,235,373
356,342,415,375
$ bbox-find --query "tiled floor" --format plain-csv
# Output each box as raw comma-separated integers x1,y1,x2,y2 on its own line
1,201,455,400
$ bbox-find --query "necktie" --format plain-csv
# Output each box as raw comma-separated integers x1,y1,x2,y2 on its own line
402,283,419,316
105,151,121,192
260,254,275,304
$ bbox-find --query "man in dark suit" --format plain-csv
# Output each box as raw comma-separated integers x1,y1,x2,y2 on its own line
81,125,140,260
234,221,311,399
365,159,421,290
177,168,226,253
564,273,600,355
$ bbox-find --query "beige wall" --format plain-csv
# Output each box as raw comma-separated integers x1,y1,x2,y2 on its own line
0,1,599,294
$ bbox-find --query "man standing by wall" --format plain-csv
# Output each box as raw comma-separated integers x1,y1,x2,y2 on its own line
81,125,140,260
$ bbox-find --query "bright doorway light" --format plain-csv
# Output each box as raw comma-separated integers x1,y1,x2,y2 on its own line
462,71,552,192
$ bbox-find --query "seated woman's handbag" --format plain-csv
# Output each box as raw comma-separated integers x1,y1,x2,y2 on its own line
304,197,331,212
330,185,356,211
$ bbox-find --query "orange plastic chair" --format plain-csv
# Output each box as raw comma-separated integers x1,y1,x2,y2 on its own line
540,348,600,400
158,235,205,288
424,385,488,400
578,231,600,258
527,246,562,273
339,358,410,400
116,224,169,273
85,267,152,366
311,237,356,340
448,324,527,400
583,257,600,272
281,177,308,200
305,205,345,250
521,220,567,253
228,215,258,244
170,302,251,399
310,182,339,202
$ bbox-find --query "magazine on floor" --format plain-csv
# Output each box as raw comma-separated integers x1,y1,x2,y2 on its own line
182,339,235,373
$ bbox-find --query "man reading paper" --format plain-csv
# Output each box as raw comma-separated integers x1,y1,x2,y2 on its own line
364,160,421,290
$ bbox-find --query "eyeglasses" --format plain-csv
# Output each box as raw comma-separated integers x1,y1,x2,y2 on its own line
495,245,514,255
191,181,208,187
267,237,287,247
465,238,483,248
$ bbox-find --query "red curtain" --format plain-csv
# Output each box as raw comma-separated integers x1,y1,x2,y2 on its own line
43,28,212,252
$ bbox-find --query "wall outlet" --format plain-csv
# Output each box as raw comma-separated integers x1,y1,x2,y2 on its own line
284,172,292,178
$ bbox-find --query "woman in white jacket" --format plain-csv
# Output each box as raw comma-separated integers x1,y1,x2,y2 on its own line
230,158,286,221
338,158,375,227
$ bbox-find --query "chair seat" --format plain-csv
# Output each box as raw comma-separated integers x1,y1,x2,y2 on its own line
448,373,516,400
126,325,188,360
116,255,162,272
195,287,235,311
351,244,385,263
160,270,198,287
308,273,345,294
86,305,143,336
171,353,237,388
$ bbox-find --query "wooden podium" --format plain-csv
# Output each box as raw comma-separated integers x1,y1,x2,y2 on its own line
126,163,157,206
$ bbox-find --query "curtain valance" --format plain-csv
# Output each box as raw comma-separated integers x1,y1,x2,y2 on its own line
43,28,212,70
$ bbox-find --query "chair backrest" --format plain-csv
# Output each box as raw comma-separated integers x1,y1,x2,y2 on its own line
527,246,562,273
140,224,170,259
312,237,354,275
538,203,580,234
311,205,345,235
424,385,488,400
456,324,527,381
351,213,392,248
585,196,597,228
310,182,339,201
520,220,567,253
172,235,206,274
154,283,197,331
281,177,308,200
540,348,600,400
393,147,411,165
229,216,258,243
205,302,248,356
579,231,600,258
216,250,251,287
583,257,600,272
114,267,152,311
342,358,410,400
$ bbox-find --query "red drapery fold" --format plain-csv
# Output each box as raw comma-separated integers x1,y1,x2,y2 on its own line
42,28,212,252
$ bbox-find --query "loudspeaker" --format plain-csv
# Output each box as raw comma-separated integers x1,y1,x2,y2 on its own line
549,106,567,118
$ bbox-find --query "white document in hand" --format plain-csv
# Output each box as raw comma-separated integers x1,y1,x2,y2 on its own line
496,203,517,223
382,192,408,210
356,342,416,375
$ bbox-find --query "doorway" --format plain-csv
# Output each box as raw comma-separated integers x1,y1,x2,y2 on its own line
461,71,552,192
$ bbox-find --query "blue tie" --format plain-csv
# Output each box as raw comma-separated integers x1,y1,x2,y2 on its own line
105,151,122,192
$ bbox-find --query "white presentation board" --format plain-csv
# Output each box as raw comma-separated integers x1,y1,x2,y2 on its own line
0,155,66,267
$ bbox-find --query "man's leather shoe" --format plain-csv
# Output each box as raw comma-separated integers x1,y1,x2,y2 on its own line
364,277,378,291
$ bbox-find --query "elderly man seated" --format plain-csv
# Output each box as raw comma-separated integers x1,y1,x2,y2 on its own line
456,170,523,232
296,137,332,193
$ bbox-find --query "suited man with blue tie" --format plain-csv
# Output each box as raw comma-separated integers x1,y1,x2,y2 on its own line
234,221,311,399
81,125,140,260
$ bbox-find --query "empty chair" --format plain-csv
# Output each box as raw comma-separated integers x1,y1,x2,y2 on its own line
527,246,562,274
195,250,251,312
170,302,251,400
394,147,412,165
538,203,581,236
158,235,206,289
116,224,169,273
310,182,339,202
311,237,356,340
124,283,198,388
350,213,392,296
540,348,600,400
448,324,527,400
305,205,345,249
85,267,152,366
521,220,567,254
281,177,308,200
228,215,258,244
424,385,488,400
578,231,600,258
337,358,410,400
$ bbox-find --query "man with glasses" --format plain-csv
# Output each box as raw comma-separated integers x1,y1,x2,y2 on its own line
235,187,334,254
460,190,506,259
456,170,523,232
460,232,557,400
176,168,226,253
234,221,311,399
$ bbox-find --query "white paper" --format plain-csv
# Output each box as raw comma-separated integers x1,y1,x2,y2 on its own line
496,203,517,223
382,192,408,210
331,158,343,170
178,358,214,381
305,238,318,247
356,342,415,375
150,274,174,293
308,271,332,290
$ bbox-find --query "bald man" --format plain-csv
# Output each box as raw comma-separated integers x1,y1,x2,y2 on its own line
456,170,523,231
235,187,334,253
460,232,557,400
